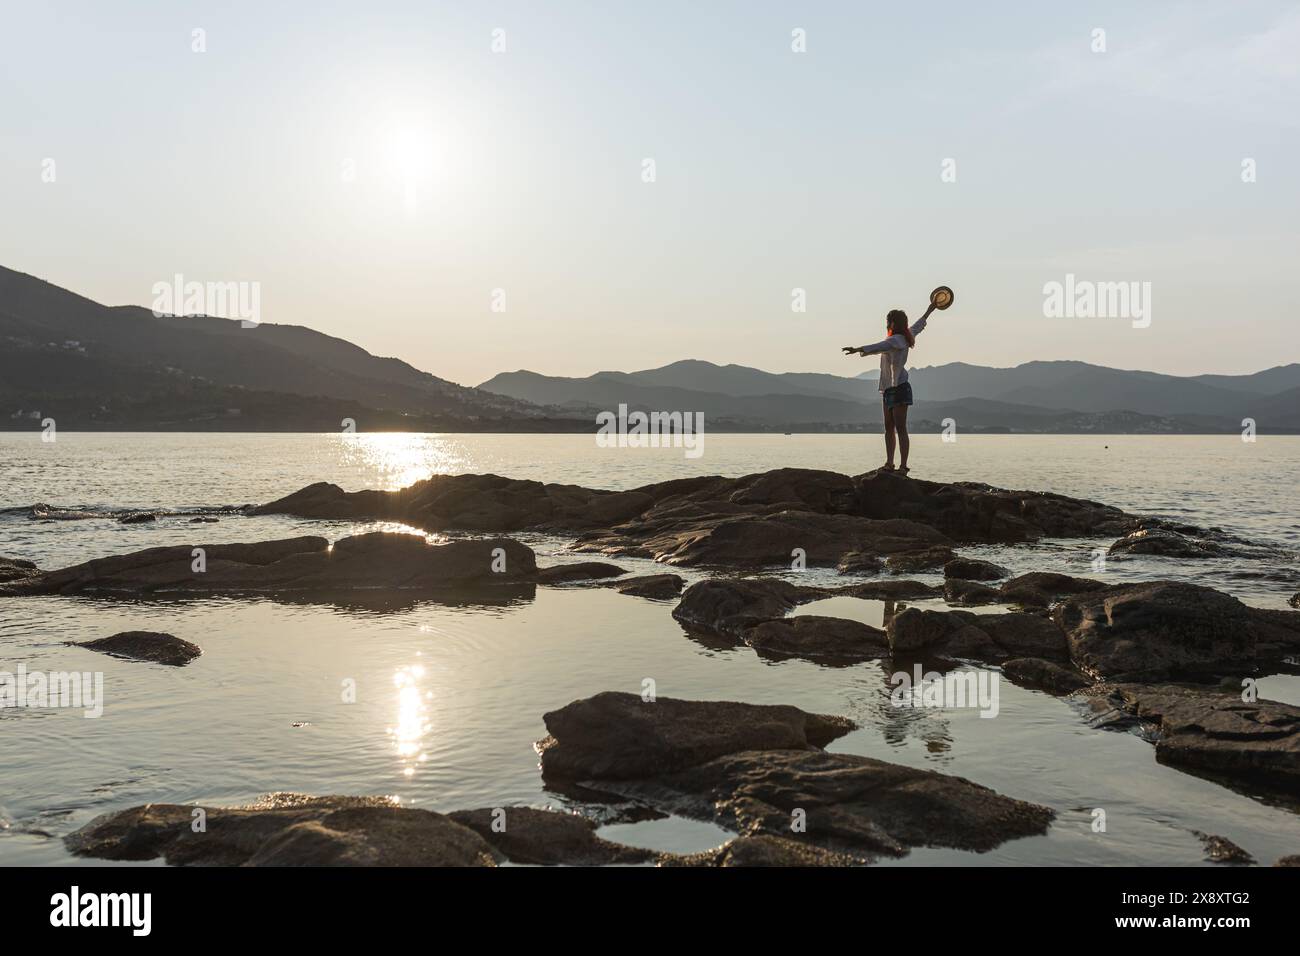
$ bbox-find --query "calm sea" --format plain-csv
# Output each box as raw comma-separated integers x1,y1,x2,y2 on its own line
2,433,1298,865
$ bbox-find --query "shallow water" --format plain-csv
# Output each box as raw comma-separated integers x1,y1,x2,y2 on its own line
1,433,1298,865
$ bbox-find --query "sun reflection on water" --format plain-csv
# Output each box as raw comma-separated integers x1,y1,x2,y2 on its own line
336,433,471,491
387,662,432,778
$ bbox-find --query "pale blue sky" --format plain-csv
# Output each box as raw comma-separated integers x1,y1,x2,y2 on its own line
2,0,1296,384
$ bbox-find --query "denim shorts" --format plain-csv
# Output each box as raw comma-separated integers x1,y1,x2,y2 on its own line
882,381,913,409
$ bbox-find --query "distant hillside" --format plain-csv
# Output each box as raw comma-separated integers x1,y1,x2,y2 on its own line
0,266,581,431
479,358,1300,433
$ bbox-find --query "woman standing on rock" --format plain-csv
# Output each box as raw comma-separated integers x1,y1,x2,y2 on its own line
843,288,950,474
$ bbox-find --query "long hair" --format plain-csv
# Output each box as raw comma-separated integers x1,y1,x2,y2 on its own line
887,309,915,348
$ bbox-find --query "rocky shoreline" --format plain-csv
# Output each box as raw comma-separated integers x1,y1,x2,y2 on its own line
6,466,1299,865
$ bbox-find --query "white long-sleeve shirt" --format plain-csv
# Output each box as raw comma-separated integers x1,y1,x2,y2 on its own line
857,315,928,391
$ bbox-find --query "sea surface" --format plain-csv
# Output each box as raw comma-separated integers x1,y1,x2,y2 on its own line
2,433,1298,866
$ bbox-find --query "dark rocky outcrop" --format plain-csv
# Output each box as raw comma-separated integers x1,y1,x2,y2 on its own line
671,578,819,639
604,573,685,599
885,547,956,573
1001,657,1091,694
944,578,1001,606
253,468,1144,570
118,512,157,525
536,691,855,780
742,615,890,663
592,749,1054,858
78,631,201,666
1054,581,1256,681
837,551,884,574
944,557,1008,581
1108,528,1226,559
1291,593,1300,610
1,533,538,597
534,561,626,584
537,693,1053,859
447,807,656,865
887,607,1068,664
66,794,499,866
1077,684,1300,794
996,572,1108,608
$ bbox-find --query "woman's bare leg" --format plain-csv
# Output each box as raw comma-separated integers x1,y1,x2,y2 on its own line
882,397,896,468
893,405,910,471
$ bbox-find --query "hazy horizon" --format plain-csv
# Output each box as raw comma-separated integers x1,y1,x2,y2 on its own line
3,0,1297,386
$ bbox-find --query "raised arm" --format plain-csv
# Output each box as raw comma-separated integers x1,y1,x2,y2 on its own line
910,308,932,338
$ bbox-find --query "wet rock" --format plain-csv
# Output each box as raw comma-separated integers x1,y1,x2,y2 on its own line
944,578,1001,606
118,512,157,525
599,748,1054,858
944,557,1008,581
447,807,656,865
0,556,39,584
1247,607,1300,658
536,691,855,780
189,516,219,524
998,572,1107,608
670,834,867,867
742,615,889,663
4,533,538,596
885,547,956,573
837,579,942,600
66,794,498,866
1109,528,1225,559
1054,581,1255,681
837,551,884,574
671,578,819,639
1002,657,1091,694
1193,831,1255,865
581,510,953,569
1276,855,1300,867
887,608,1066,663
1291,593,1300,610
78,631,201,666
535,561,627,584
1076,684,1300,794
606,573,685,599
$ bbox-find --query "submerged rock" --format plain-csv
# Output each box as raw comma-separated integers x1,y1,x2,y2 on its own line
1054,581,1255,681
78,631,201,666
1108,527,1227,559
1077,683,1300,794
66,794,499,866
447,807,656,865
1001,657,1091,694
534,561,626,584
0,556,39,584
944,578,1001,606
1193,831,1255,865
605,573,685,599
118,512,157,525
2,533,538,596
671,834,867,867
837,551,884,574
536,691,855,780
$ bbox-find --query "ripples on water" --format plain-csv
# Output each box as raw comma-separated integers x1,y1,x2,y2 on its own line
1,433,1298,865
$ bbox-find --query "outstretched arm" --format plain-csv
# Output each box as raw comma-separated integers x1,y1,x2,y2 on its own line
844,335,902,357
910,305,935,337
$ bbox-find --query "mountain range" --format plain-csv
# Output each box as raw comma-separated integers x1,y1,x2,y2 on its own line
477,358,1300,433
2,265,1296,433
